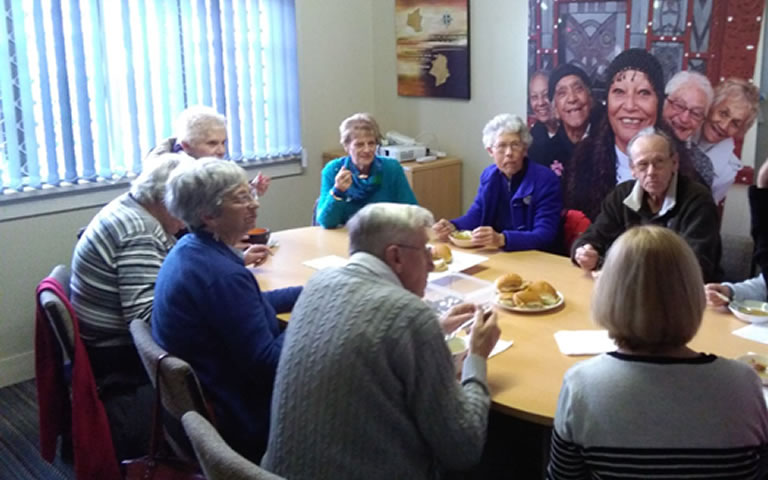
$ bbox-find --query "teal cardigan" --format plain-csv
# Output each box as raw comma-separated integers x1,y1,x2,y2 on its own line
315,156,418,228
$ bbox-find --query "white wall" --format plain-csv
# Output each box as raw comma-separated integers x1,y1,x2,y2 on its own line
0,0,377,387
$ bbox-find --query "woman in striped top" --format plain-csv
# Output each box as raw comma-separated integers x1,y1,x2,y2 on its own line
548,225,768,479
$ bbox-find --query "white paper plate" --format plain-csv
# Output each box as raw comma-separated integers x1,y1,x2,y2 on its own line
495,291,564,313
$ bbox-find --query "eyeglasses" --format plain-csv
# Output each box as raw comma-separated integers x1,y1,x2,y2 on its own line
493,141,525,152
666,97,706,122
224,190,258,206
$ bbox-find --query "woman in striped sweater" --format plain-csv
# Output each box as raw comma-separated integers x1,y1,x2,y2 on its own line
548,225,768,479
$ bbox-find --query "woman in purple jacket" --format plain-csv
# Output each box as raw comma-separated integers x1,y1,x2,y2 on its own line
433,114,562,251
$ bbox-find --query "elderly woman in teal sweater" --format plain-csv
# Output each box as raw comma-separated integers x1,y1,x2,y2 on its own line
315,113,417,228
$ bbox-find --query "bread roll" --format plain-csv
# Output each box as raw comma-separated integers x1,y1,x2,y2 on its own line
432,244,453,263
495,273,524,292
496,291,516,307
432,257,448,272
528,280,558,305
512,288,543,308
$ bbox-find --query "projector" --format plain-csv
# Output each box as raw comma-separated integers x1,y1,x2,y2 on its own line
377,144,429,163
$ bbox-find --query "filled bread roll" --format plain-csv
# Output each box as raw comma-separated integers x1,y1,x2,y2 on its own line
433,257,448,272
495,273,525,292
527,280,558,305
432,244,453,264
512,288,544,308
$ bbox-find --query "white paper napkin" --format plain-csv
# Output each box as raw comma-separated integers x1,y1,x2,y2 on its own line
428,250,489,280
554,330,617,356
302,255,348,270
489,339,514,358
732,324,768,345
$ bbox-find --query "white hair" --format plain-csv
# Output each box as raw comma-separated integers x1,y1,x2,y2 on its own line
348,203,434,259
165,158,248,230
664,71,714,111
626,126,675,163
130,153,190,204
481,114,532,149
174,105,227,144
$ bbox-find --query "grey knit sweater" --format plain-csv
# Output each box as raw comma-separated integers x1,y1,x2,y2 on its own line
263,252,491,479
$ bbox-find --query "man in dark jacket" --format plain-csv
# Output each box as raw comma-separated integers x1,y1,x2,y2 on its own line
572,127,722,282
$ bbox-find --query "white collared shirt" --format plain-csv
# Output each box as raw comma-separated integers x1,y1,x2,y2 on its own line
622,172,679,218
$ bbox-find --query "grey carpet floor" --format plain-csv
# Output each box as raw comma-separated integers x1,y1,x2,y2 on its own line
0,379,74,479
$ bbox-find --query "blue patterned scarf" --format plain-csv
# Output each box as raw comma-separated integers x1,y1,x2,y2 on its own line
343,156,384,201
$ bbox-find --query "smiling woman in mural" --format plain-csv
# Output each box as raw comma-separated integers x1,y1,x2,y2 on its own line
697,78,760,204
561,49,701,221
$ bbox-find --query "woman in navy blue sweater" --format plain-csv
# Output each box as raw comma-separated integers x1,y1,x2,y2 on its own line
433,113,562,251
152,158,301,462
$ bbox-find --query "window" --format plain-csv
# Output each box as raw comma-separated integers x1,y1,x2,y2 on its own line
0,0,301,196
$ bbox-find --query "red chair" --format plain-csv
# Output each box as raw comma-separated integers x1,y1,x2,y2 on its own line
562,209,591,254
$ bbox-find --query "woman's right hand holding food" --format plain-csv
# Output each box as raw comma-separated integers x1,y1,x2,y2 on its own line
705,283,733,307
334,166,353,192
432,218,456,241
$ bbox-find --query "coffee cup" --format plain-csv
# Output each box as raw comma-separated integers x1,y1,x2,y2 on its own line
247,227,270,244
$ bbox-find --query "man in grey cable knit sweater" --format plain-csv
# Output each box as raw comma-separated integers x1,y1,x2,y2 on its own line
263,203,501,479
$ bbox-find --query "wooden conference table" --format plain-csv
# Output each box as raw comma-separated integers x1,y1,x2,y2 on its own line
256,226,768,426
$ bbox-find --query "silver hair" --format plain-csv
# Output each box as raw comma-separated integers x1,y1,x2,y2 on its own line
165,157,248,230
339,113,382,146
664,71,714,110
348,203,434,259
174,105,227,144
626,126,674,162
711,78,760,134
482,114,533,149
129,153,190,204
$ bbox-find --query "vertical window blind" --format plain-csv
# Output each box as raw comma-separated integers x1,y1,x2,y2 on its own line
0,0,301,195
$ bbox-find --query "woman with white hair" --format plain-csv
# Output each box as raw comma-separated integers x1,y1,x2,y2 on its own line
147,105,270,196
315,113,417,228
70,153,190,459
152,158,301,462
432,113,562,251
549,226,768,479
698,78,760,204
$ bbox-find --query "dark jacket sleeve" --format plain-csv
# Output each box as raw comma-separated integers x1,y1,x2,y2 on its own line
673,185,722,283
570,185,628,265
750,187,768,287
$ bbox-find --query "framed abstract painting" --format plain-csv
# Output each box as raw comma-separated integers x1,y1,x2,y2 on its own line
396,0,470,99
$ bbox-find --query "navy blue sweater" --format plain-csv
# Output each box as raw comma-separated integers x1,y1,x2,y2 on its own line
152,231,301,461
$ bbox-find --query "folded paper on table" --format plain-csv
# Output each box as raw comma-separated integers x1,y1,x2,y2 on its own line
554,330,616,356
302,255,348,271
489,339,514,358
429,251,489,281
732,324,768,345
